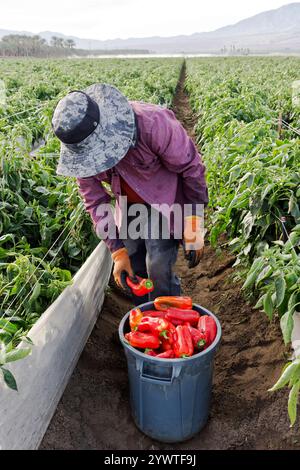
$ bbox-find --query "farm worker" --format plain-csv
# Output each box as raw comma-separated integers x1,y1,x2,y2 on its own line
51,84,208,305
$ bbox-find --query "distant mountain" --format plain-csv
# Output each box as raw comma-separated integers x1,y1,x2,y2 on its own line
0,28,33,37
1,3,300,53
214,2,300,36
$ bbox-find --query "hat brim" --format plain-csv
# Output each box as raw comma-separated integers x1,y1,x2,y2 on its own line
56,84,135,178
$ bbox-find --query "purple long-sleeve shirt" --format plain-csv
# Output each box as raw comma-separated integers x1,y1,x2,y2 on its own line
77,101,208,253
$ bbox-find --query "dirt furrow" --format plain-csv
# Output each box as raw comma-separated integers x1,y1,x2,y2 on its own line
40,66,300,450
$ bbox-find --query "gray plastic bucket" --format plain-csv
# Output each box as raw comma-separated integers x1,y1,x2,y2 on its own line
119,301,222,443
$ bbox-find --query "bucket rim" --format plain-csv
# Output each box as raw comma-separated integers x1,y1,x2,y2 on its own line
118,301,222,364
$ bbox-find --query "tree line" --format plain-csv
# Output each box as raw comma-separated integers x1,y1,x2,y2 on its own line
0,35,76,57
0,35,149,58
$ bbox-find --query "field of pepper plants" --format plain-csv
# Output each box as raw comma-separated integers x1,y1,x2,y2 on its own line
0,58,182,389
1,55,300,431
185,57,300,425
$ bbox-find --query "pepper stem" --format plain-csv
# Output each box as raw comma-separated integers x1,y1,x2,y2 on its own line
159,330,169,340
197,339,206,348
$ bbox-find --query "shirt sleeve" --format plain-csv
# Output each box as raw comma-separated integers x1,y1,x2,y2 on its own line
149,108,209,211
76,175,124,253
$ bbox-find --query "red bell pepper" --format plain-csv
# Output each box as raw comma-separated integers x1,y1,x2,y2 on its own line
129,308,144,331
138,316,170,338
126,276,154,297
142,310,167,319
160,338,173,351
125,331,160,349
159,322,176,351
188,326,206,350
197,315,217,348
165,307,200,327
173,325,194,358
144,349,157,357
156,350,175,359
154,296,193,311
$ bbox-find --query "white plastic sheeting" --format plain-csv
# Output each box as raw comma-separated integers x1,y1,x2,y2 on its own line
0,242,112,450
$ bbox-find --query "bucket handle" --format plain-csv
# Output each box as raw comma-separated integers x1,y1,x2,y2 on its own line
136,359,182,385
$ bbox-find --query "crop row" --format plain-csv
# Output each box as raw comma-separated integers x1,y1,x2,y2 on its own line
0,58,182,387
186,57,300,424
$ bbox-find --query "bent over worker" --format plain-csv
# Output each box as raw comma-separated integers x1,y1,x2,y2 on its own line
52,84,208,305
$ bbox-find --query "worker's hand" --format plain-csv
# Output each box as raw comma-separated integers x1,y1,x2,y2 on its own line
111,248,134,289
183,216,205,269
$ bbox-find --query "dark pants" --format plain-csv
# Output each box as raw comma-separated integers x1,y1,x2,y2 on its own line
122,206,181,306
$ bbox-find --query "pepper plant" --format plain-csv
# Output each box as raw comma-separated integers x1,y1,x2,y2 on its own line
0,57,183,390
186,56,300,424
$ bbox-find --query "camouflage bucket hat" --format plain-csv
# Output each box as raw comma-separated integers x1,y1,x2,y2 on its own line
52,84,135,178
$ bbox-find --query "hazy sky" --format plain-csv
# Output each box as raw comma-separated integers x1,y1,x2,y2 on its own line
1,0,296,39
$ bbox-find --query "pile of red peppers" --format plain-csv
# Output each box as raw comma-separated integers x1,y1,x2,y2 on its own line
124,296,217,359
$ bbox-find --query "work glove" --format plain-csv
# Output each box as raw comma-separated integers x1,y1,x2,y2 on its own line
183,216,205,269
111,247,134,289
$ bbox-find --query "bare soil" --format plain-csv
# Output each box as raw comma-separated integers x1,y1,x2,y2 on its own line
40,64,300,450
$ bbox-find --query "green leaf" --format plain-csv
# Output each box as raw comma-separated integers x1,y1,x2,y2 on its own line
288,381,300,427
0,248,8,259
286,273,298,289
288,194,300,219
23,206,34,219
30,282,41,302
229,237,241,246
269,360,300,392
243,243,252,256
275,276,286,308
242,211,254,238
288,292,299,312
280,310,294,345
249,256,264,274
3,348,31,364
0,319,18,335
263,290,274,320
254,294,265,309
242,270,258,290
35,186,50,195
285,232,300,252
1,367,18,391
58,269,72,282
261,184,275,201
232,257,241,267
291,203,300,220
255,241,269,255
229,165,241,183
0,332,13,344
67,246,81,258
256,265,272,285
242,257,264,289
0,234,15,246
